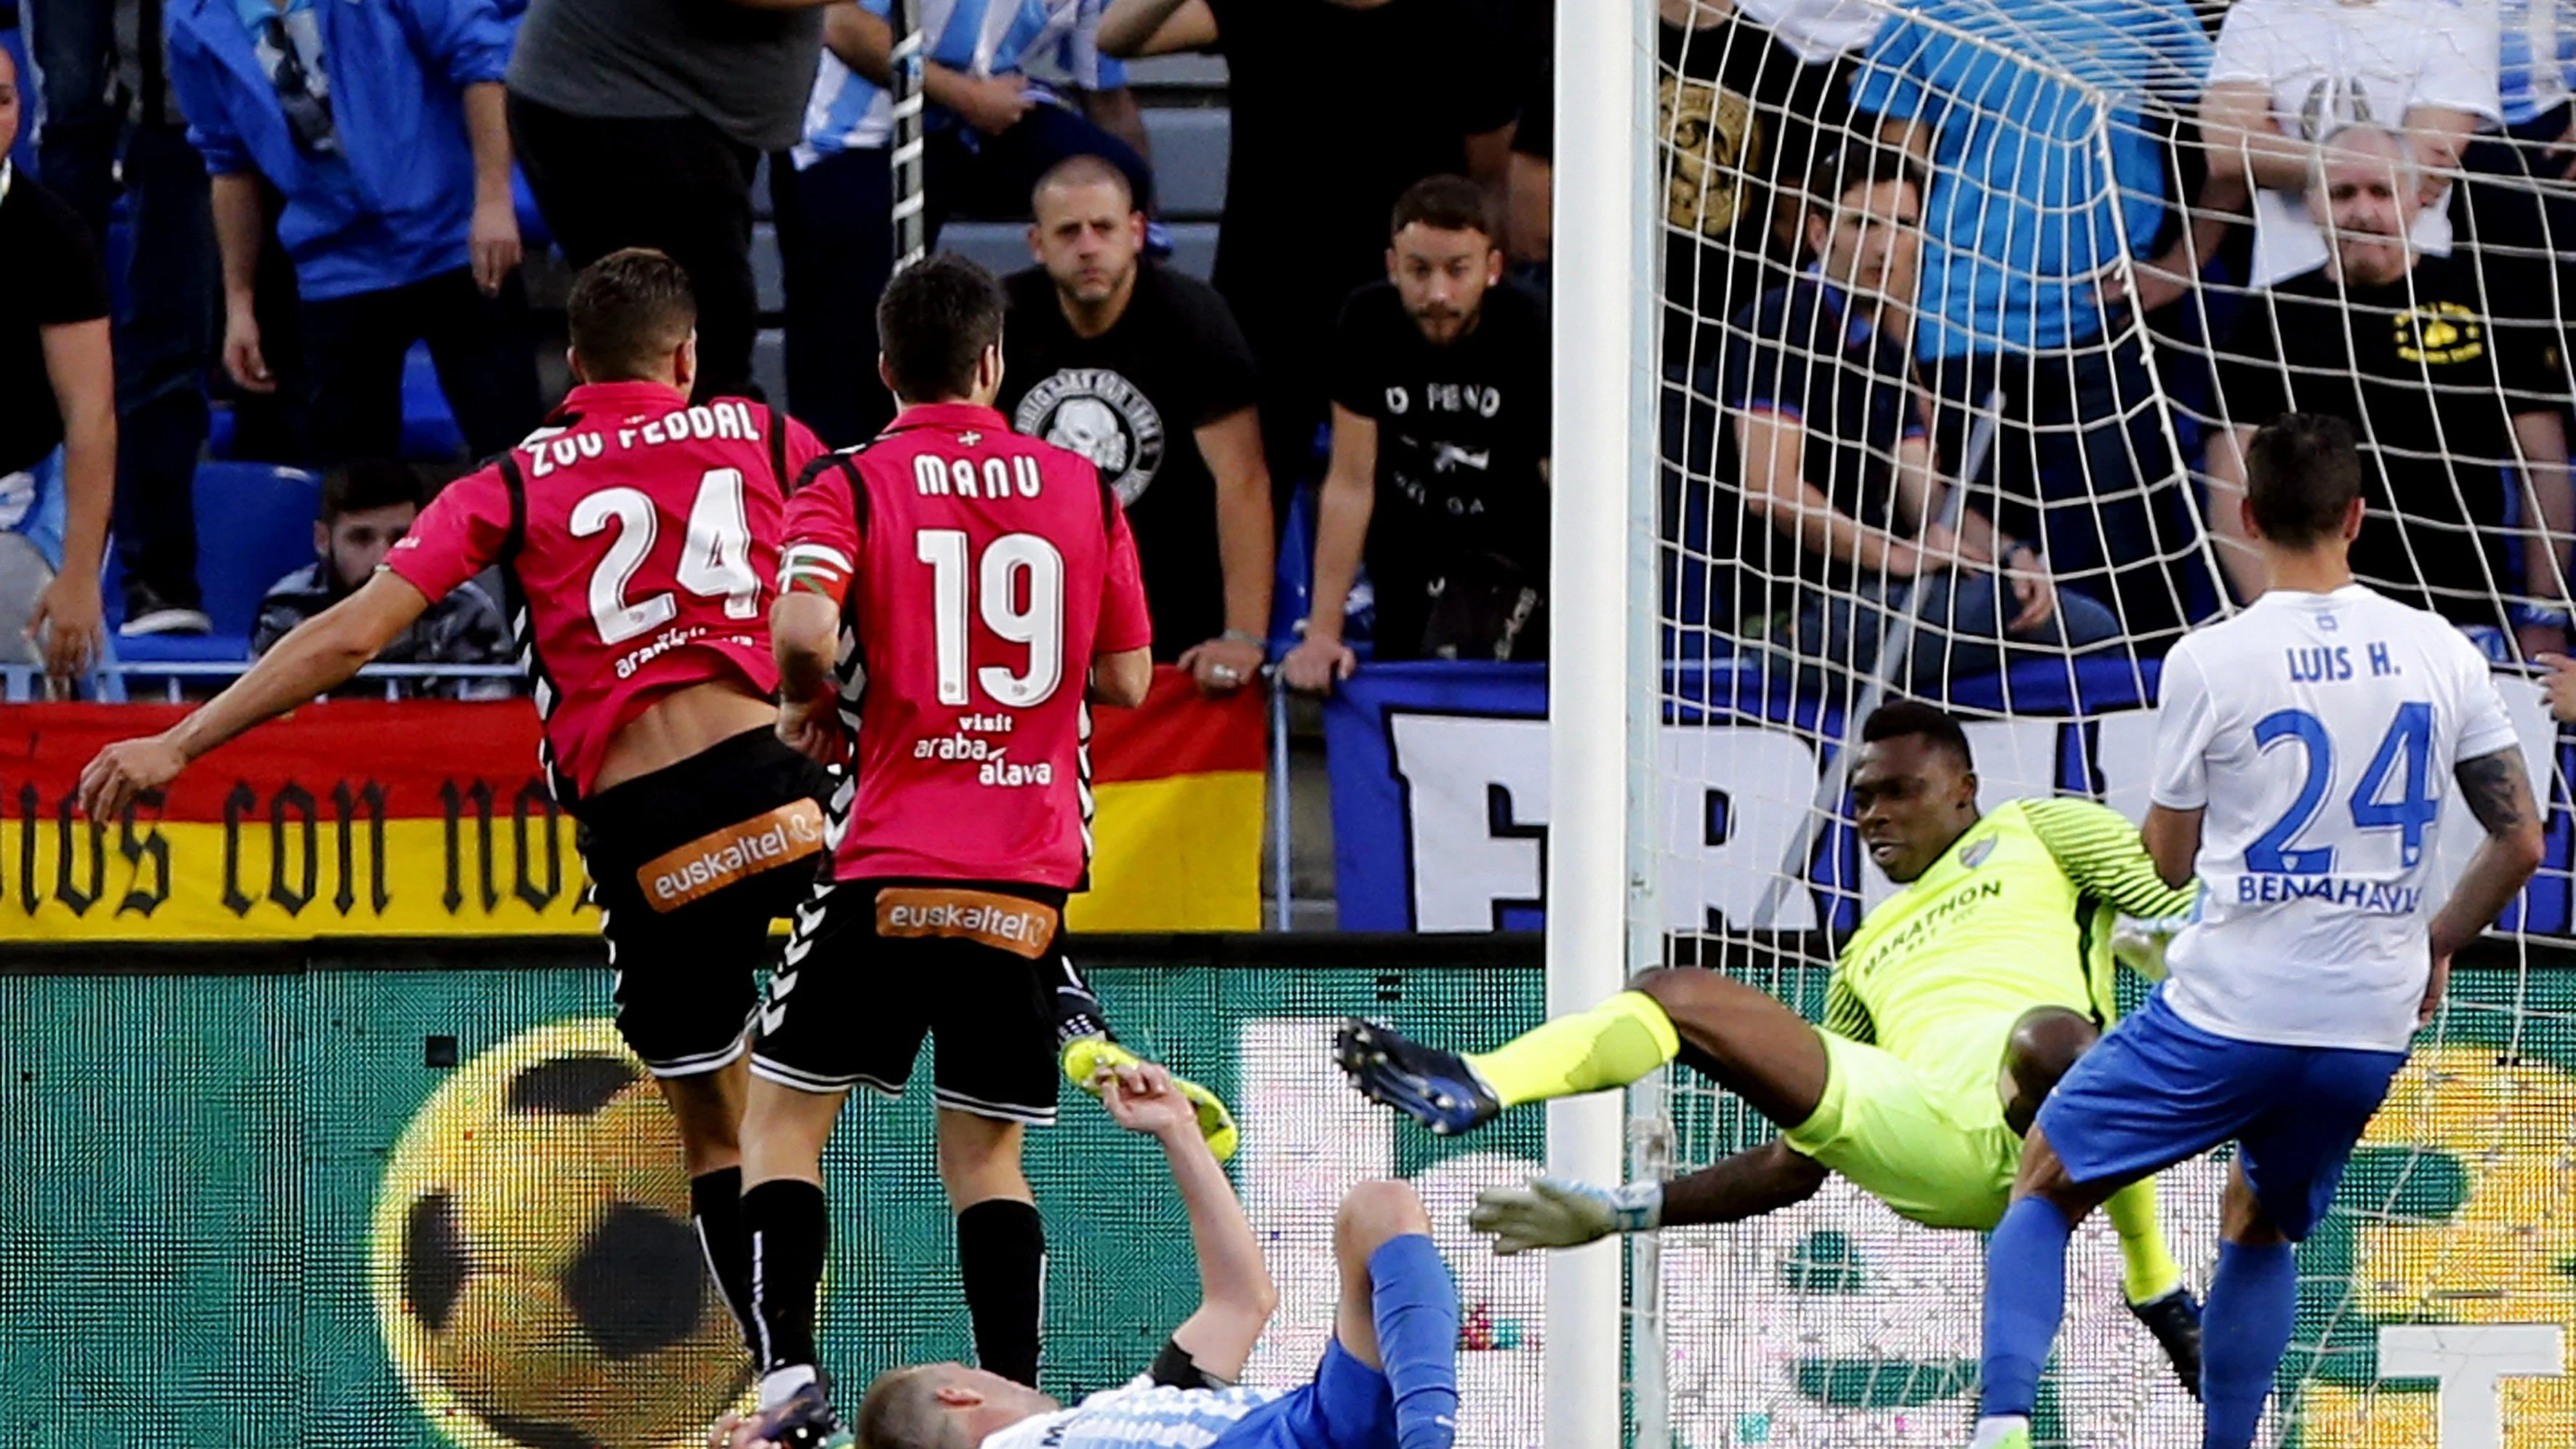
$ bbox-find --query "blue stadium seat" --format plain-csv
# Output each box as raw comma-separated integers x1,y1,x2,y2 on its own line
205,342,467,461
1267,482,1317,654
401,342,466,459
206,404,238,459
105,461,321,662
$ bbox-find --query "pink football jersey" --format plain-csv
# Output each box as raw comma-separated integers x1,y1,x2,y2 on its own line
779,402,1152,888
387,380,827,798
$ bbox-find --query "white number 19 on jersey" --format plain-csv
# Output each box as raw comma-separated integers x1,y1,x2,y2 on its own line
916,529,1067,708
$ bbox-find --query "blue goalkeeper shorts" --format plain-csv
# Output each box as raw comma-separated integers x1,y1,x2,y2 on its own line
2038,987,2407,1240
1213,1341,1398,1449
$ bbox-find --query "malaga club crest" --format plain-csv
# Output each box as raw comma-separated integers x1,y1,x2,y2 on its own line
1016,368,1168,506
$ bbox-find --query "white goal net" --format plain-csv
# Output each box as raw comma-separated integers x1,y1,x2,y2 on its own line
1615,0,2576,1444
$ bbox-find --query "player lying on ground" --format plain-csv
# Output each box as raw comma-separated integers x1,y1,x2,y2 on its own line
1967,414,2547,1449
1343,702,2207,1389
78,249,838,1371
715,1059,1460,1449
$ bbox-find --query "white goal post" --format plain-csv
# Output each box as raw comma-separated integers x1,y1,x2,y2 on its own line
1545,0,1660,1445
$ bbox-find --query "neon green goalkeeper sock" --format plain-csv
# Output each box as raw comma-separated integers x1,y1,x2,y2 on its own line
2104,1178,2184,1305
1464,990,1682,1108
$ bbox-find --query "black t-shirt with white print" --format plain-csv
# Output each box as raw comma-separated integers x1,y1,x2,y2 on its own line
1002,262,1262,659
1331,278,1551,659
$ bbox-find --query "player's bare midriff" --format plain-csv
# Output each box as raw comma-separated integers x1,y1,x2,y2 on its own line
593,678,781,794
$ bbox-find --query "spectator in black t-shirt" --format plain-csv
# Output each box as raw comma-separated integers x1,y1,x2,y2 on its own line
1658,0,1863,371
252,459,510,694
1000,156,1274,693
1513,0,1870,366
24,0,223,639
1496,0,1552,286
0,47,114,681
2212,125,2575,654
1726,141,2117,685
1099,0,1518,498
1282,176,1549,688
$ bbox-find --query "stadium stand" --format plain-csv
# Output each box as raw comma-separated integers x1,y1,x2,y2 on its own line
99,460,316,658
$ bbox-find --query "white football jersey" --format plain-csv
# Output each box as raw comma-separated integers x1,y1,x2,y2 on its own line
2152,584,2519,1051
977,1377,1283,1449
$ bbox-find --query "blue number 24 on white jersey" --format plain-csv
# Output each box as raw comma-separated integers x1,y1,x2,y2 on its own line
2244,701,2438,875
2148,585,2521,1052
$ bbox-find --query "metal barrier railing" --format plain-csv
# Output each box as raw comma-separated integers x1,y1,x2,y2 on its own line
1,660,526,705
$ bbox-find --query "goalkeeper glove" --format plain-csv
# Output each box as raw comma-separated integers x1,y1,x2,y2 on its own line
2111,915,2187,983
1469,1177,1663,1256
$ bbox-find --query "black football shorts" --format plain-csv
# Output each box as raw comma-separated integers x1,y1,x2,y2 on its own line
576,727,832,1075
750,877,1080,1125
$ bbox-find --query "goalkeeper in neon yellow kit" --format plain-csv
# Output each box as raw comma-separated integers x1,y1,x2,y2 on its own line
1339,701,2205,1391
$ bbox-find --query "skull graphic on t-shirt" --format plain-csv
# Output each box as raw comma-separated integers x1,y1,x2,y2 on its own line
1013,367,1169,507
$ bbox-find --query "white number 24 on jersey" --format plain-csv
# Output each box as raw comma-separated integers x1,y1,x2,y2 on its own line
916,529,1067,708
570,469,762,646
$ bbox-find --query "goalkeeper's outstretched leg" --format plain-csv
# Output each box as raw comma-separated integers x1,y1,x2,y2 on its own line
1336,970,1828,1139
1339,980,2204,1393
1337,976,2142,1173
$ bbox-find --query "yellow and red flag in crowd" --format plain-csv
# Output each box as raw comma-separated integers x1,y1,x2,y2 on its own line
1068,667,1266,932
0,668,1262,942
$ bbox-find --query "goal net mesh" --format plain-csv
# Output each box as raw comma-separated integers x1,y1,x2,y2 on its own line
1634,0,2576,1444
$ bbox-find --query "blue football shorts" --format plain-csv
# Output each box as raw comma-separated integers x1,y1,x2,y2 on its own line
1213,1341,1399,1449
2037,986,2407,1240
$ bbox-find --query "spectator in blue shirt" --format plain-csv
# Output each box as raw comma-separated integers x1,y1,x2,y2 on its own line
168,0,542,467
1851,0,2229,649
775,0,1154,446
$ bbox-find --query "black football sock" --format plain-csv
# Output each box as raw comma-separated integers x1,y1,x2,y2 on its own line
690,1167,759,1358
957,1197,1047,1386
741,1177,830,1378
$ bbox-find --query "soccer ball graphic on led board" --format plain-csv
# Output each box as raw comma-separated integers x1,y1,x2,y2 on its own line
372,1017,753,1449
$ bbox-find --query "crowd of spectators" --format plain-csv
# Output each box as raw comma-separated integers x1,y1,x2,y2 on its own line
1653,0,2576,686
7,0,2576,698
